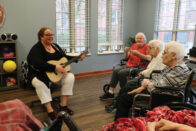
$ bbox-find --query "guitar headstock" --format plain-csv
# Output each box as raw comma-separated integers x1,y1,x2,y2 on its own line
81,49,88,56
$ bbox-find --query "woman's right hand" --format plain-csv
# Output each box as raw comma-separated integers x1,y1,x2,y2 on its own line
55,65,67,75
128,86,145,94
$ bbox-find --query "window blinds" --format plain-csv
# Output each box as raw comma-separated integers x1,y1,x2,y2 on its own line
98,0,124,53
56,0,90,53
154,0,196,52
155,0,196,31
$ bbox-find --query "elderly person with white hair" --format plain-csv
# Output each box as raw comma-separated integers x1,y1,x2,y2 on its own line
114,41,190,120
105,40,166,113
99,32,151,101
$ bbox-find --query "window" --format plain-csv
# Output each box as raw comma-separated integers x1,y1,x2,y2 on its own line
98,0,124,54
154,0,196,53
56,0,90,54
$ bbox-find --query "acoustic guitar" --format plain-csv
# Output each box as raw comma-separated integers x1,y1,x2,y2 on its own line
46,50,87,83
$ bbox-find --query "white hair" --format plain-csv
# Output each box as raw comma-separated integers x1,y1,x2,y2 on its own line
149,40,163,51
135,32,147,43
165,41,185,60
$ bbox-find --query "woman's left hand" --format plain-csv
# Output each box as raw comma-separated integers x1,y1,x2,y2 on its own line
128,86,145,94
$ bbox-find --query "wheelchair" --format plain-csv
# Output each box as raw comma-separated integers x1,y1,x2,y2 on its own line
130,68,196,118
103,59,149,93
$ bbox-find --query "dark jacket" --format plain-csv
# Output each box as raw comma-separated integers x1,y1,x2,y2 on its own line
27,41,76,88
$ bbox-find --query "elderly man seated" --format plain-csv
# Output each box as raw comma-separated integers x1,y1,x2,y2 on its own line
99,32,151,100
114,41,190,120
105,40,166,112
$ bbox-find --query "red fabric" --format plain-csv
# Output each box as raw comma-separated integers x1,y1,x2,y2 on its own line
126,43,148,68
99,106,196,131
0,99,44,131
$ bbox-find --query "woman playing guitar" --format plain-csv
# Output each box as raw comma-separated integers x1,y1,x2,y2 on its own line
27,27,85,120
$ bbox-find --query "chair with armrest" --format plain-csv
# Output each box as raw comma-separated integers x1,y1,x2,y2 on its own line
112,58,128,70
130,68,196,118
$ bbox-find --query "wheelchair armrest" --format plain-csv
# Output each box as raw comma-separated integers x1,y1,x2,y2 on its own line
150,70,161,79
120,58,128,65
131,93,151,118
133,93,151,100
189,60,196,64
154,86,181,91
137,59,150,68
140,59,150,63
132,94,151,107
121,58,128,62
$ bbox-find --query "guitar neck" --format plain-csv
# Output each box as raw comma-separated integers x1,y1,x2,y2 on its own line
64,55,81,66
63,50,87,67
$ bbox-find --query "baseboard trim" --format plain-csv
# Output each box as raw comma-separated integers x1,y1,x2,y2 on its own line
75,69,113,78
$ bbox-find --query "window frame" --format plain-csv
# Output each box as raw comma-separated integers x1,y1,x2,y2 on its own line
56,0,90,55
154,0,196,53
98,0,124,54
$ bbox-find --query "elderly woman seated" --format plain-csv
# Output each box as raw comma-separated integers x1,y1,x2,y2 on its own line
114,41,190,120
99,32,151,101
105,40,166,112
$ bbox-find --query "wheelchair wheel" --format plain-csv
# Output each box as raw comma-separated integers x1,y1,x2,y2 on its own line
103,84,110,93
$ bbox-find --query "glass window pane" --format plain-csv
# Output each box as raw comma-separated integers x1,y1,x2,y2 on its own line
157,32,172,46
176,31,194,53
157,0,175,30
98,0,124,53
75,0,86,52
178,0,196,30
56,0,70,51
56,0,89,53
98,46,108,52
98,0,107,43
154,0,196,52
111,45,121,51
111,0,123,42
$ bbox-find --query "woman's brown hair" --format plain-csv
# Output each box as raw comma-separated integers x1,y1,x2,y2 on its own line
37,27,50,41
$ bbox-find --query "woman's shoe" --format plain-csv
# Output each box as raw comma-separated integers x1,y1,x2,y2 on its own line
48,111,57,120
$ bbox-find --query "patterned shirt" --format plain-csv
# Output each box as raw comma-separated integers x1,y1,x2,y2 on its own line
150,61,190,92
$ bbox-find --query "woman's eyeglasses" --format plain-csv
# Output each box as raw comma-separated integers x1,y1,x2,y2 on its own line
44,34,54,37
